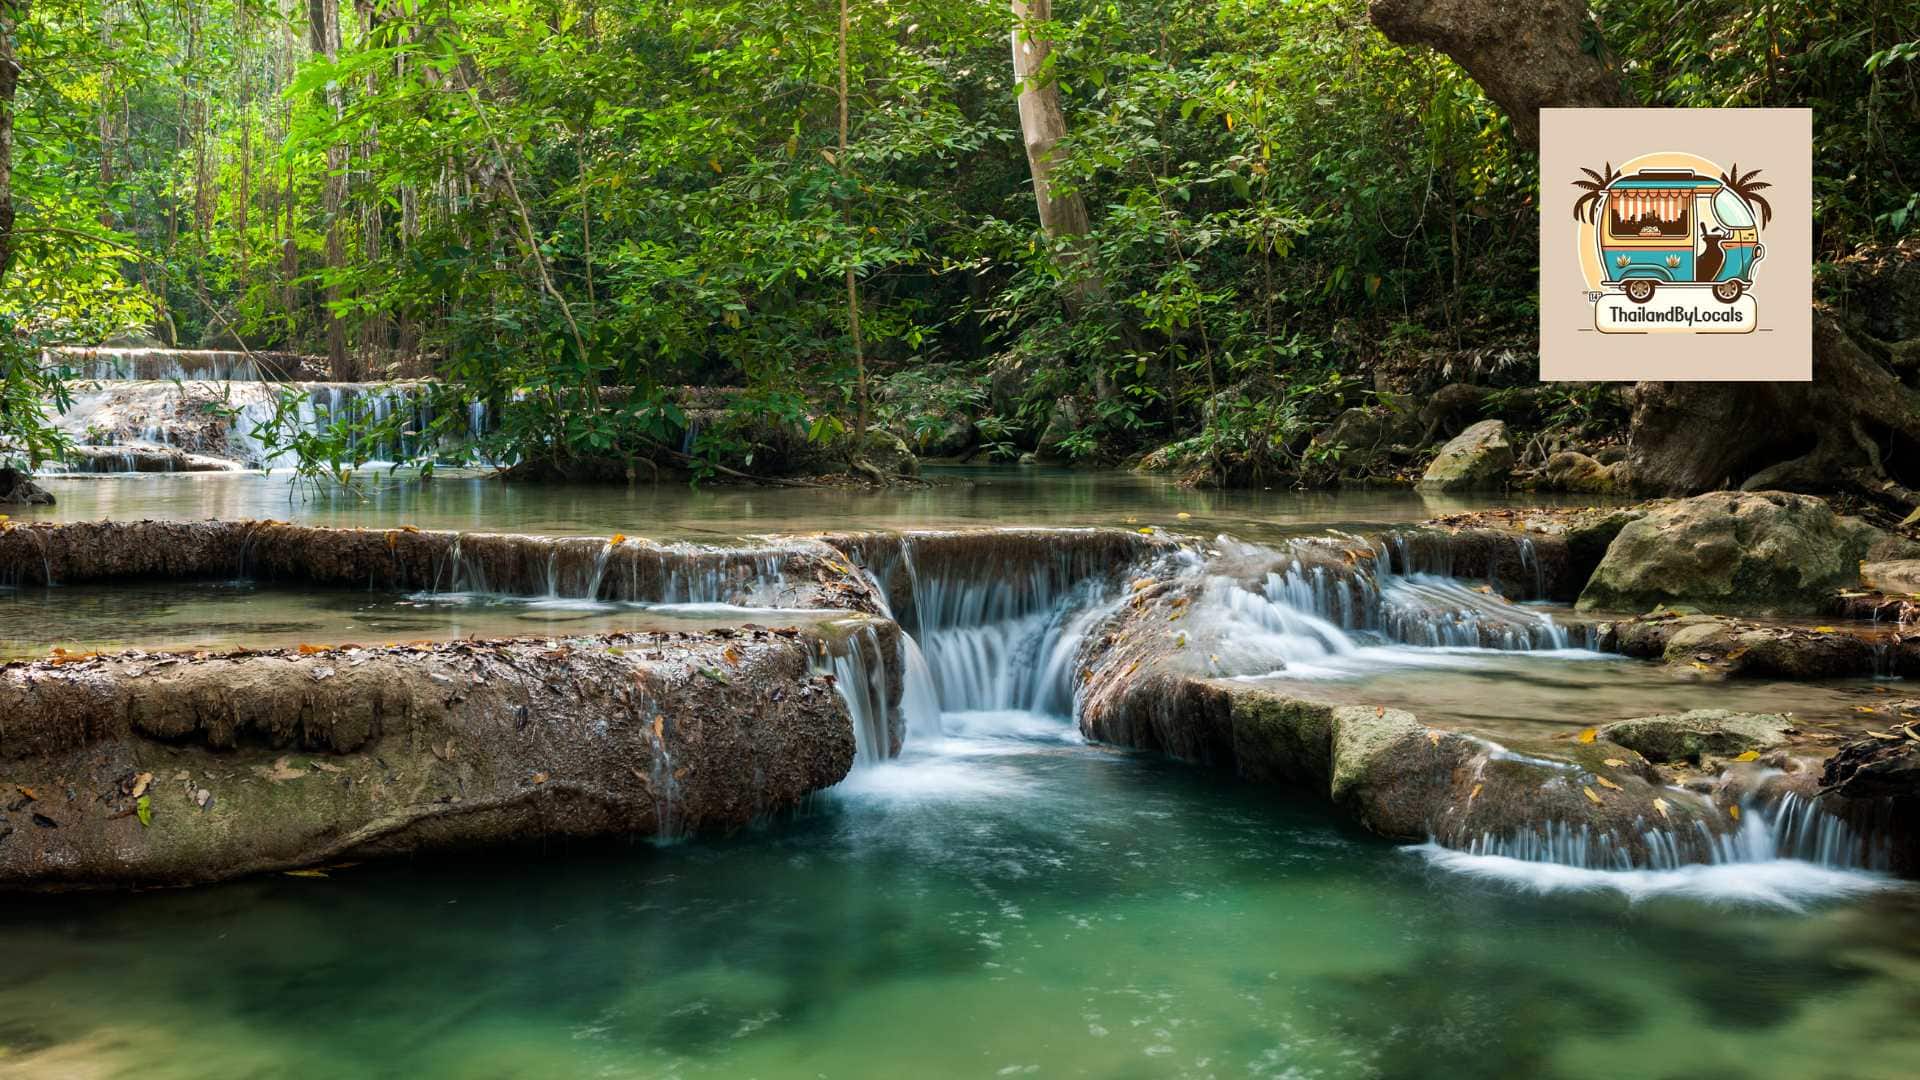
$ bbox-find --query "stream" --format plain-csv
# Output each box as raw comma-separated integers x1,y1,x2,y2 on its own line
3,469,1918,1078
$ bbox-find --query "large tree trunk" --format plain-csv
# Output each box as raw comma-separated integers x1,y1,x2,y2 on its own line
1367,0,1627,145
1625,253,1920,513
308,0,353,379
0,0,21,284
1011,1,1115,399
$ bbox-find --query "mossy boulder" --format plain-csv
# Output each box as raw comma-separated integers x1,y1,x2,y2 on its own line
1541,451,1624,494
1416,419,1513,492
1598,709,1796,763
1577,490,1919,615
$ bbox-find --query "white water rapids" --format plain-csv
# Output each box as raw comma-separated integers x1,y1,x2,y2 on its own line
819,533,1899,910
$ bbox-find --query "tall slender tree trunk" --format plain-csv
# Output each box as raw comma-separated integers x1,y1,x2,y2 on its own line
308,0,352,379
838,0,867,441
0,0,20,285
1011,0,1114,399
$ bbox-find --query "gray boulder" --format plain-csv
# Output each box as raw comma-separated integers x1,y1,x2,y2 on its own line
1577,490,1920,615
1416,419,1513,491
1598,709,1796,763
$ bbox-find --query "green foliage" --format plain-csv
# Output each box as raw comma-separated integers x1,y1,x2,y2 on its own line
1593,0,1920,253
2,0,1908,485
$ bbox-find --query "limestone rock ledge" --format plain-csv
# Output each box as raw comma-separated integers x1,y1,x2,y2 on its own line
0,626,884,891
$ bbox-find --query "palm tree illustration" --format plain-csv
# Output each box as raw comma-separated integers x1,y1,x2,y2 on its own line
1571,163,1622,223
1718,164,1773,227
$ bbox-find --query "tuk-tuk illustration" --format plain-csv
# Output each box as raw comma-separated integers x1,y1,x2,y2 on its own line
1572,164,1771,305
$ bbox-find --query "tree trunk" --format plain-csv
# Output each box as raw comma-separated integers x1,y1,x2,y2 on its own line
308,0,353,379
1366,0,1627,145
839,0,868,441
1011,0,1115,400
0,0,20,284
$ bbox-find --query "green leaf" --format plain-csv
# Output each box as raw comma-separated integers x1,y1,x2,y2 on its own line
136,795,152,828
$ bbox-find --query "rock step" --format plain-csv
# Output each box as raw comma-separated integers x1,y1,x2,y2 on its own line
0,626,879,890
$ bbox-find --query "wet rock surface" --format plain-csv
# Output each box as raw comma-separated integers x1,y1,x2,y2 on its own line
1598,709,1798,764
0,628,868,890
1603,612,1913,678
1578,491,1919,616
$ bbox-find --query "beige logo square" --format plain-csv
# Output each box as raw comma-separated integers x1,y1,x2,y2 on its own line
1539,108,1811,381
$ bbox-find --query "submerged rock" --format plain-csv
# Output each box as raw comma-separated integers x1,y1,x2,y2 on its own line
0,468,53,506
1416,419,1513,492
0,628,869,890
1598,709,1797,764
1577,490,1919,615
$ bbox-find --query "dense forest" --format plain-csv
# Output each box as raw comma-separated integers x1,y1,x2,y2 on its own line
2,0,1917,488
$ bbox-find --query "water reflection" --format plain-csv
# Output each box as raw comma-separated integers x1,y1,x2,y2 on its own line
25,466,1620,541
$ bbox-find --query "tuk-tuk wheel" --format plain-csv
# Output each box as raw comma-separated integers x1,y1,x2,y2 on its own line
1713,280,1744,303
1624,279,1656,304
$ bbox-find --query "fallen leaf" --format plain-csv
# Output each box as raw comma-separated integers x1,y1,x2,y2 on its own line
653,714,665,742
297,643,330,655
1732,750,1760,762
1652,797,1671,820
1426,730,1441,747
1728,804,1742,820
1812,626,1838,633
284,869,329,879
531,771,549,785
1176,512,1191,520
135,795,152,827
130,772,153,798
1577,727,1597,744
1582,786,1603,804
1602,758,1627,768
1468,783,1483,802
722,645,742,665
1595,776,1622,790
609,533,627,545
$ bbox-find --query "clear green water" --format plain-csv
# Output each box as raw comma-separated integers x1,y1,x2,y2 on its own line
0,582,835,659
23,466,1614,542
3,719,1918,1080
5,471,1917,1078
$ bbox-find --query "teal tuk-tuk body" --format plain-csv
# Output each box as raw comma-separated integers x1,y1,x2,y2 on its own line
1596,169,1765,304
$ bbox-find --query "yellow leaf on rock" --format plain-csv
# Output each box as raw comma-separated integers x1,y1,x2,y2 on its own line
1653,797,1670,820
1582,786,1603,804
1427,730,1441,747
1577,727,1597,744
1176,512,1191,520
653,715,665,742
1728,804,1742,820
609,534,627,545
1812,626,1838,633
1595,776,1622,790
1603,758,1627,768
130,772,153,798
1732,750,1760,762
284,869,329,879
1469,783,1483,801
